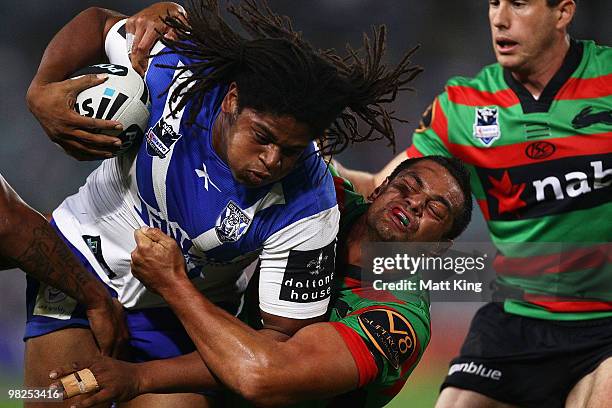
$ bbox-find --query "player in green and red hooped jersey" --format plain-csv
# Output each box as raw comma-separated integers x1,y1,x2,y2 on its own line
48,156,472,408
335,0,612,407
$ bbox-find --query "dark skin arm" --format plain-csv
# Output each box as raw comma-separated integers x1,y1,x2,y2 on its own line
26,3,185,160
50,351,220,407
26,7,126,160
52,227,359,408
130,227,358,406
0,174,128,356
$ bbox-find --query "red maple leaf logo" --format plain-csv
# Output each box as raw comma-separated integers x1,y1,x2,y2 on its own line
487,171,527,215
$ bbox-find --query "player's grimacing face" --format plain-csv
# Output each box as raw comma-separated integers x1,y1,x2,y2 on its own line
488,0,560,72
224,108,311,188
366,161,464,243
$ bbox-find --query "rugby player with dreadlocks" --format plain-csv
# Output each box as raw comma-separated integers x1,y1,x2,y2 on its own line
25,1,420,406
49,155,473,408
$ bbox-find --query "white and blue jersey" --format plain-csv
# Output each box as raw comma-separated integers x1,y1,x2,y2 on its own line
46,20,340,321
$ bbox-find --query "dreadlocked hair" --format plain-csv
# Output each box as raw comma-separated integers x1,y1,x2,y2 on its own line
157,0,422,155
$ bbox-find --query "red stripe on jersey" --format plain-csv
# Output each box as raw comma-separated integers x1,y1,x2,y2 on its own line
405,144,424,159
523,295,612,312
556,74,612,101
495,243,612,277
477,199,491,221
333,176,347,212
447,86,520,108
343,276,361,289
329,322,378,387
449,132,612,169
432,98,450,145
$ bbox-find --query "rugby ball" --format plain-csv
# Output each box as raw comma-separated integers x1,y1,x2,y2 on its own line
72,63,150,155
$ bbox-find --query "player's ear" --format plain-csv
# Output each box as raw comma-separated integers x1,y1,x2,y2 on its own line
368,177,390,202
555,0,576,30
221,82,239,116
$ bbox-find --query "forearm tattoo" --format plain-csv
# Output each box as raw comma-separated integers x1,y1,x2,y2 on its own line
10,221,98,304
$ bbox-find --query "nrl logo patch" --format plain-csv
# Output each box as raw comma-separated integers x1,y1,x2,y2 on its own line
146,117,182,159
473,107,501,147
215,201,252,243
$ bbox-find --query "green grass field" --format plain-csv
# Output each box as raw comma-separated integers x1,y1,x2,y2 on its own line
0,368,447,407
387,369,447,407
0,375,22,408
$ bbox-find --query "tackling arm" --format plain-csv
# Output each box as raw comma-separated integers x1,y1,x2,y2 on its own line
129,227,360,406
0,174,128,356
0,174,106,304
164,280,358,406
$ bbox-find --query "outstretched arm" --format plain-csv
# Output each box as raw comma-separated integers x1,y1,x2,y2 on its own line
50,351,220,407
52,321,357,408
0,174,128,356
130,227,360,406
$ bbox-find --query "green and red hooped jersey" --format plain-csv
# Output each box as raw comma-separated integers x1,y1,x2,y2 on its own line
321,169,431,407
407,39,612,320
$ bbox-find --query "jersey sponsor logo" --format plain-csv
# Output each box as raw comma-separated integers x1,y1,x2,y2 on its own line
572,106,612,129
357,308,417,370
83,235,117,279
473,107,501,147
135,196,202,278
279,241,336,303
215,201,251,243
525,141,556,160
145,117,182,159
448,362,502,381
476,154,612,220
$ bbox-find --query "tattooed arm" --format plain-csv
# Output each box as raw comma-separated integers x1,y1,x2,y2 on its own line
0,174,128,356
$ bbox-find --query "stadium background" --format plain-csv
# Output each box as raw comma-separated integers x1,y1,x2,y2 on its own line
0,1,609,406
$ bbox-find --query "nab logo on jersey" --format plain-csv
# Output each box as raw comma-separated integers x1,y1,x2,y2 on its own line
215,201,251,243
473,107,501,147
146,117,182,158
476,155,612,220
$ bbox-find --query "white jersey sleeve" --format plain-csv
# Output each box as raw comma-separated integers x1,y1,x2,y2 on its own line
258,205,340,319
